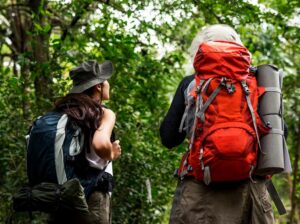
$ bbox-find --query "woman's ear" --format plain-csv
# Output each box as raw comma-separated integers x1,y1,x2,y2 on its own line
95,83,102,92
91,84,103,101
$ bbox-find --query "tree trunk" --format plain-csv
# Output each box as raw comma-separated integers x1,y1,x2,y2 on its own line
29,0,53,111
7,2,33,120
290,122,300,223
32,33,52,111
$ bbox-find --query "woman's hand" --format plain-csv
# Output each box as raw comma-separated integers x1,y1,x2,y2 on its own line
111,140,122,160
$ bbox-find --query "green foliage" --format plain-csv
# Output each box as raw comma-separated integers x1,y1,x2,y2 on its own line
0,0,300,223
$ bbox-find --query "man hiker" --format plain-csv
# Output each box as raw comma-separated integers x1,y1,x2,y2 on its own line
160,24,275,224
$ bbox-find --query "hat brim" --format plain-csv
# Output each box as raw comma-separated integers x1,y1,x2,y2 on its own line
69,61,114,94
99,61,114,80
69,78,106,94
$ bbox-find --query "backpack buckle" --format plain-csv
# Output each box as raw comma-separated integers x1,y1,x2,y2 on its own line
226,83,236,94
241,81,250,95
195,85,202,94
220,77,227,87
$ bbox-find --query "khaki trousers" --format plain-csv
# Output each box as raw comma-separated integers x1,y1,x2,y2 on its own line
48,191,111,224
170,178,274,224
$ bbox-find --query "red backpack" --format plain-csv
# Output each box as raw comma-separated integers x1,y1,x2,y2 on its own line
178,41,269,184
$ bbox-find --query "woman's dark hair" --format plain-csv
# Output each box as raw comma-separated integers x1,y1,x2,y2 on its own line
54,84,104,148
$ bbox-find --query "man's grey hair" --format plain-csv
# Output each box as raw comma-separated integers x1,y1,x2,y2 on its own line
188,24,243,62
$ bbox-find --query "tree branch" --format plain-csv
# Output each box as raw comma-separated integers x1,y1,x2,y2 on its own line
0,3,30,12
0,53,14,58
100,0,126,13
60,2,91,41
207,5,224,24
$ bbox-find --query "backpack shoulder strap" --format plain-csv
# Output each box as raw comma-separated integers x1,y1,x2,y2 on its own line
54,114,69,184
189,78,213,149
25,116,42,149
179,79,196,133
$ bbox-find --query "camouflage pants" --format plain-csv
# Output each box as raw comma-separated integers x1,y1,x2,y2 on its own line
48,191,112,224
169,178,274,224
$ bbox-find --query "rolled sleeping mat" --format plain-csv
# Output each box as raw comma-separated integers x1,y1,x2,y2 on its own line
257,64,282,115
255,64,285,176
256,115,284,175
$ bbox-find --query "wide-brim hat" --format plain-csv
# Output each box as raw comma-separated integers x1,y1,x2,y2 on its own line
69,60,114,94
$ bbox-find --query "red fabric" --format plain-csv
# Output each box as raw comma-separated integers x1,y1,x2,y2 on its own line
193,41,251,82
180,41,268,182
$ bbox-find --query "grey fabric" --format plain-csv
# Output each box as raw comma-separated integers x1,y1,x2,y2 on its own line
48,191,111,224
13,179,89,214
256,64,291,176
196,79,223,121
283,138,292,173
203,166,211,185
199,78,214,123
55,114,68,184
188,24,244,61
69,60,114,93
242,81,262,152
169,178,275,224
265,180,286,215
189,79,206,149
264,87,281,93
268,128,284,135
179,79,196,133
69,127,84,156
87,191,112,224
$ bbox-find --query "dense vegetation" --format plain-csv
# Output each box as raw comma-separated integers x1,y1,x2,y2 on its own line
0,0,299,223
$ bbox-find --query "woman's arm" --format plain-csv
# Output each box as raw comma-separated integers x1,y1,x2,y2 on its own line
92,108,121,160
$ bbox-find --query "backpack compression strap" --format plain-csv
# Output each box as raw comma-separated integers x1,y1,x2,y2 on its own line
240,81,262,154
265,179,287,215
196,78,226,121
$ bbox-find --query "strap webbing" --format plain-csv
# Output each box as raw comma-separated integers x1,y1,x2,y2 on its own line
198,78,214,122
55,114,68,184
190,78,222,149
179,111,188,133
179,79,197,132
203,166,211,185
241,81,262,152
202,78,213,93
196,79,224,120
264,87,281,93
189,80,205,149
268,128,284,135
27,188,33,220
265,179,286,215
283,137,292,173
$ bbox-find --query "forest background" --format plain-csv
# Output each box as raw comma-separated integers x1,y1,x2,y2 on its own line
0,0,299,223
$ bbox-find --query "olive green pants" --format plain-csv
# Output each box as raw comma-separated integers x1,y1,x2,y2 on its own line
48,191,111,224
170,178,274,224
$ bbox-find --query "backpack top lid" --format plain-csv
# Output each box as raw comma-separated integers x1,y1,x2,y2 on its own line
193,41,251,81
